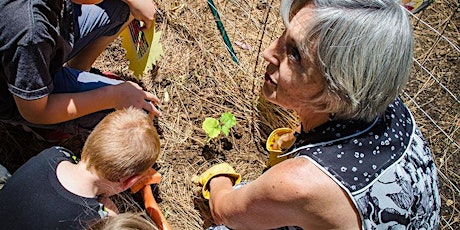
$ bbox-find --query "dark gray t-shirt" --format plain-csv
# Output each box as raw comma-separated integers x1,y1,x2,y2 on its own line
0,0,73,119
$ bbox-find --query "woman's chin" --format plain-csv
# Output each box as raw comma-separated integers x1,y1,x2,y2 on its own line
262,85,277,104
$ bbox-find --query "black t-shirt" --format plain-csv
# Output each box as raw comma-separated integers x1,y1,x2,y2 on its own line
0,0,73,119
0,146,103,229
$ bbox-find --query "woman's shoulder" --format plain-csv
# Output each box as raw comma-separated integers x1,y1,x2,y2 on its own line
260,157,361,229
262,158,339,199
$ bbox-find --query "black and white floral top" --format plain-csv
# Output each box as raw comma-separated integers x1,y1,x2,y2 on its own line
284,97,441,229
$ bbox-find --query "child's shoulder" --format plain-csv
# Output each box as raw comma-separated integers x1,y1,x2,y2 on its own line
41,146,79,163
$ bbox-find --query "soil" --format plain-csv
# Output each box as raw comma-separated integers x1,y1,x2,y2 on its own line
1,0,459,229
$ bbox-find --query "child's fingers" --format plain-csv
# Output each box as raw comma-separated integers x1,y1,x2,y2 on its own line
143,100,161,118
140,20,153,30
144,91,160,104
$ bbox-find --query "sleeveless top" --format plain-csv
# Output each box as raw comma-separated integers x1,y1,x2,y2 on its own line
283,98,440,229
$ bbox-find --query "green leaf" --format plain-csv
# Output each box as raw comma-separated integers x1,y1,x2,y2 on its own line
202,117,221,140
220,112,236,136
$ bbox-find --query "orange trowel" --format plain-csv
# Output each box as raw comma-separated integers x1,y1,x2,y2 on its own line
131,168,171,230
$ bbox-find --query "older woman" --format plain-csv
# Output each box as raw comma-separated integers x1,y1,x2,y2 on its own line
193,0,440,229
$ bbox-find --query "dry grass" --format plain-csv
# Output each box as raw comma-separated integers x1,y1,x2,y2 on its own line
1,0,458,229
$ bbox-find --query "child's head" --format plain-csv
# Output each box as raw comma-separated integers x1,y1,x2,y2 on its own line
87,212,159,230
81,107,160,182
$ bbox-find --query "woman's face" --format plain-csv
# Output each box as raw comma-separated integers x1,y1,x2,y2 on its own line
262,4,324,111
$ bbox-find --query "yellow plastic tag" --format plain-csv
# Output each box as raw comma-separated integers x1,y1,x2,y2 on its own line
120,20,163,79
401,0,433,13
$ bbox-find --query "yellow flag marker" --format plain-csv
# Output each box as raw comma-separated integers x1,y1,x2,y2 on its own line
120,20,164,79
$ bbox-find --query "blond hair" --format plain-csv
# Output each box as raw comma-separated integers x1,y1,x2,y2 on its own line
81,107,160,181
87,212,159,230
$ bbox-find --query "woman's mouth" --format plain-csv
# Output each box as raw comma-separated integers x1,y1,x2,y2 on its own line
265,73,277,85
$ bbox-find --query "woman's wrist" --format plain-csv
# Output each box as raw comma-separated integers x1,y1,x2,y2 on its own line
209,175,234,192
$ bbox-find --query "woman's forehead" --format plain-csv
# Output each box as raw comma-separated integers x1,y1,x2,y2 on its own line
291,4,315,25
287,0,313,20
287,5,315,42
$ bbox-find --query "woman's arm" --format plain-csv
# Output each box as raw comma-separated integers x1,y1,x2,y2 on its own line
208,159,311,229
207,157,361,230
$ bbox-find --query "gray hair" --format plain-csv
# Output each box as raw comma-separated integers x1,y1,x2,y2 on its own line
280,0,413,122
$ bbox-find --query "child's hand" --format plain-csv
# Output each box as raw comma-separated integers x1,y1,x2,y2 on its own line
124,0,157,30
113,81,161,118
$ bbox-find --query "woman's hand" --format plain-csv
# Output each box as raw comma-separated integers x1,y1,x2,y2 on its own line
268,127,298,151
272,132,296,150
192,163,241,199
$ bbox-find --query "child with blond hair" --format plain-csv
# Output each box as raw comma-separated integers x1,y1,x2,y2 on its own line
87,212,159,230
0,107,160,229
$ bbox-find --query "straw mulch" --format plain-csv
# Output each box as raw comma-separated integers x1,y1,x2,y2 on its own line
0,0,458,229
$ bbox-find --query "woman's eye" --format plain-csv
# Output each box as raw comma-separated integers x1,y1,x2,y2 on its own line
289,46,301,62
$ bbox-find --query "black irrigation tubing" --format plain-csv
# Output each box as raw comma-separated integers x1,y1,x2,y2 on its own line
207,0,239,64
253,0,275,79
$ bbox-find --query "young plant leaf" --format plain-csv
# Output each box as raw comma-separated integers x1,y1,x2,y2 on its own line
202,117,221,140
220,112,236,136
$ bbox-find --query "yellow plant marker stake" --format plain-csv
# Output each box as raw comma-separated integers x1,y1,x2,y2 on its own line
401,0,433,13
120,20,163,79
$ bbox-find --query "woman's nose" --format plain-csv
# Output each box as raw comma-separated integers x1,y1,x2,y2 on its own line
262,38,281,67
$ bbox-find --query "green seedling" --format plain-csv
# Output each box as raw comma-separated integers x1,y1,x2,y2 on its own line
202,112,237,142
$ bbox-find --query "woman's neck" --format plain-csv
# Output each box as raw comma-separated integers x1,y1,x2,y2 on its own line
297,109,330,133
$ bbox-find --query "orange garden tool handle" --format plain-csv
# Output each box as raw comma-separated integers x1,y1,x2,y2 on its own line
131,169,172,230
142,185,172,230
131,168,162,193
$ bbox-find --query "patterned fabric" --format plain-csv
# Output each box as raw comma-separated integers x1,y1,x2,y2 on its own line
285,98,440,229
354,128,440,229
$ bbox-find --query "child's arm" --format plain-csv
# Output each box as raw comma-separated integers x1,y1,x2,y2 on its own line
69,0,156,30
13,81,160,124
122,0,157,30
